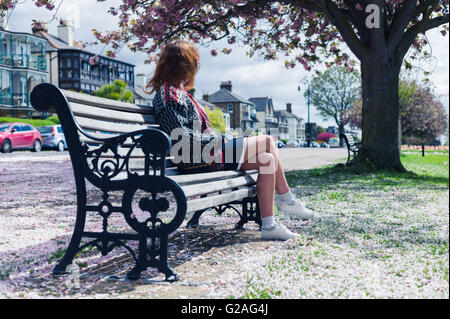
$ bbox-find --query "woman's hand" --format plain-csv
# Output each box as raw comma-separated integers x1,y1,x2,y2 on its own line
222,134,228,143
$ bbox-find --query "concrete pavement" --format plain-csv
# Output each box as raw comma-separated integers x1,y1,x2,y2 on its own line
277,147,347,171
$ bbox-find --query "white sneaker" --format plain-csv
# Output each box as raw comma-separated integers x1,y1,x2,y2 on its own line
278,198,314,219
261,223,300,241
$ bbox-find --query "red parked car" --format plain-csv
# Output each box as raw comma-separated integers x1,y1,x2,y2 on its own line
0,122,42,153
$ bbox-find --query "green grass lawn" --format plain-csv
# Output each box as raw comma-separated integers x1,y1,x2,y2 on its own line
401,152,449,182
222,152,449,299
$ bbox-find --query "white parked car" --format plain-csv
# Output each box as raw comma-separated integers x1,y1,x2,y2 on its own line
328,137,340,148
286,140,300,148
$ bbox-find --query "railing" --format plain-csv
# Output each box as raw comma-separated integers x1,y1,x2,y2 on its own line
0,92,12,106
0,54,46,71
265,116,278,124
0,93,30,107
80,72,133,88
12,93,29,107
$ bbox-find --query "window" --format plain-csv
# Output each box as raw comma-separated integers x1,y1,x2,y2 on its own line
12,125,21,132
0,124,10,132
57,126,63,133
59,83,72,89
21,125,33,131
228,103,233,113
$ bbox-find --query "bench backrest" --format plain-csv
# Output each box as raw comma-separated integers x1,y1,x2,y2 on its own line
31,83,172,189
340,133,357,147
63,89,158,142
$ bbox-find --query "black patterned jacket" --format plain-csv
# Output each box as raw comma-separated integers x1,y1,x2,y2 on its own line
153,84,222,171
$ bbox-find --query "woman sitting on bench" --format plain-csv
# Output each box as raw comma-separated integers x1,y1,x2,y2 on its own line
147,40,314,241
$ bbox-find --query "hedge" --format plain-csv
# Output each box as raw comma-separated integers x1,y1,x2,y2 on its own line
0,117,58,127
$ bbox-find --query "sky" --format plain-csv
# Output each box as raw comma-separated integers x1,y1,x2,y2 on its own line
6,0,449,128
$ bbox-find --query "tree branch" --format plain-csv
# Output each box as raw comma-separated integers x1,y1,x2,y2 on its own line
387,0,418,48
321,0,367,59
398,14,449,58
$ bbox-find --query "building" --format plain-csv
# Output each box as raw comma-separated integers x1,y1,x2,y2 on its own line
248,97,278,135
326,126,338,135
33,20,135,95
273,110,289,140
209,81,258,132
274,103,305,141
134,73,153,107
0,26,47,117
187,89,231,133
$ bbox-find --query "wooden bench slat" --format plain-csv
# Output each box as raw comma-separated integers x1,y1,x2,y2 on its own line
169,169,258,185
181,173,257,197
63,89,155,115
186,186,256,213
71,102,156,125
76,117,157,134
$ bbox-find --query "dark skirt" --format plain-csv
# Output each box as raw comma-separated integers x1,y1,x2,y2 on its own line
177,137,247,174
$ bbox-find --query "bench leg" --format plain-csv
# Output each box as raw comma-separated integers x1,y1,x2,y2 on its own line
53,207,87,275
187,194,208,228
235,195,262,230
186,209,207,228
127,234,178,282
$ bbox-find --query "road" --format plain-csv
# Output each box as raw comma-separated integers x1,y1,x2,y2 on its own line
0,147,347,169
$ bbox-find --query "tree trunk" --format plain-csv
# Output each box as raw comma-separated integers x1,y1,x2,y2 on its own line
338,124,345,147
355,54,406,171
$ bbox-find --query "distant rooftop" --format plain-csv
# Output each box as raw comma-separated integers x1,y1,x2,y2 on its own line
210,88,255,105
274,109,303,121
249,97,274,112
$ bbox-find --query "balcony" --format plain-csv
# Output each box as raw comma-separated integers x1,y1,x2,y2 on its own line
265,116,278,124
0,54,47,72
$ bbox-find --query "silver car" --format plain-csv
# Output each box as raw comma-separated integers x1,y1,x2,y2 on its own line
37,125,67,152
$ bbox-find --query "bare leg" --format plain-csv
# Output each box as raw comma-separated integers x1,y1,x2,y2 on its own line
240,152,276,218
243,135,290,195
239,136,303,240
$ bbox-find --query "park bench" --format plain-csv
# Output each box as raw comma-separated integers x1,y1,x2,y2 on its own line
30,83,261,281
339,133,361,165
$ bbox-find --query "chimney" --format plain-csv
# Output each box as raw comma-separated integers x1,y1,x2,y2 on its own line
202,94,210,102
0,10,8,30
286,103,292,113
57,19,74,45
220,81,232,92
135,73,147,89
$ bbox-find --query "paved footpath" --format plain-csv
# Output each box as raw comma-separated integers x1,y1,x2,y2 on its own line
0,148,347,169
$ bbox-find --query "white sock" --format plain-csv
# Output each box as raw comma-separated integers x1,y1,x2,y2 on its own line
279,190,295,202
261,215,276,230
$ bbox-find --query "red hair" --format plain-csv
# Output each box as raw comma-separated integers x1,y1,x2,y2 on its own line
146,40,200,93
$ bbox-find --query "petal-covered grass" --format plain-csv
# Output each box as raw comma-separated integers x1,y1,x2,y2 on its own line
0,152,448,298
210,152,449,299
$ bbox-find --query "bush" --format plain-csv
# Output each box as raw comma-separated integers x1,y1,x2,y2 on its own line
94,80,134,103
45,115,60,124
317,132,336,143
0,117,56,127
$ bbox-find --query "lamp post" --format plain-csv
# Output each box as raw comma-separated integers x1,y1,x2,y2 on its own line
298,79,311,147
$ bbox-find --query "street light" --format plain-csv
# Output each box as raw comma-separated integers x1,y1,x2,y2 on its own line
298,79,311,147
